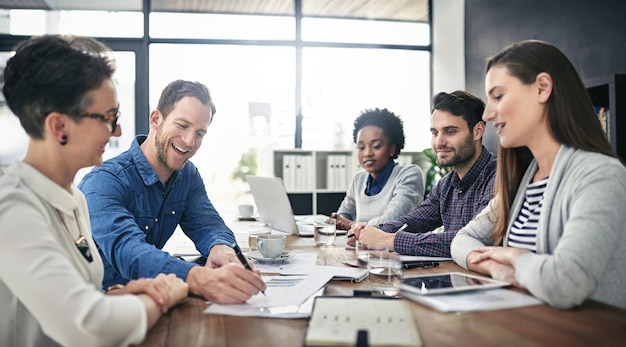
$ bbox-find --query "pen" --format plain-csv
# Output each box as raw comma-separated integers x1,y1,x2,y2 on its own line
231,243,266,296
403,261,439,270
396,223,408,233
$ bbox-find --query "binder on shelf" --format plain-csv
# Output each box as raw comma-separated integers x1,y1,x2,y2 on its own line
337,155,348,191
326,155,337,191
295,154,314,191
294,154,304,191
282,155,297,192
398,154,414,166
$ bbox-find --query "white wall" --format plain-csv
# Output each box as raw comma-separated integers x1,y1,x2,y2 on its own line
432,0,466,94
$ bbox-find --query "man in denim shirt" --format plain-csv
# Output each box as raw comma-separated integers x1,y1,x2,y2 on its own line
347,91,496,257
79,80,265,303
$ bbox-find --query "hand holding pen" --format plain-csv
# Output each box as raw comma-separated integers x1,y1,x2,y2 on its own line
232,243,266,296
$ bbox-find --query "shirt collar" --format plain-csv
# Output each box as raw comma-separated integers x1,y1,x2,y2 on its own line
7,161,79,213
131,135,182,187
367,160,396,188
452,146,492,190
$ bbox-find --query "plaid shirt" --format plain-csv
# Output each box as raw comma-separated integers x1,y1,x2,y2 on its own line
379,148,497,257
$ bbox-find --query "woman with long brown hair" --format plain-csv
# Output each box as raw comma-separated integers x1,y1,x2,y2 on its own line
451,40,626,309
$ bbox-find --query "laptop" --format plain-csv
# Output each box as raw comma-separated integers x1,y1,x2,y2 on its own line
247,175,345,236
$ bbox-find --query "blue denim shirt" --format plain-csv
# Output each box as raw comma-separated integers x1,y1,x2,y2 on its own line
78,135,235,288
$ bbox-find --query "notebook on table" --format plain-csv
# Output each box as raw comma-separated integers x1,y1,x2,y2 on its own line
305,297,422,346
247,175,346,236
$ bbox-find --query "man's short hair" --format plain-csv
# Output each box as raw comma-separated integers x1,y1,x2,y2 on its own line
432,90,485,130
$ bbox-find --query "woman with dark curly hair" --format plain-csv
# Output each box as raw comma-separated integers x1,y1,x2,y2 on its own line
331,108,424,230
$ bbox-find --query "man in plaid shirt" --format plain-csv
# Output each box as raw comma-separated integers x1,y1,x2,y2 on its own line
347,91,496,257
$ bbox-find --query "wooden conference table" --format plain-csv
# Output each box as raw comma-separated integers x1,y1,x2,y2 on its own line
135,235,626,347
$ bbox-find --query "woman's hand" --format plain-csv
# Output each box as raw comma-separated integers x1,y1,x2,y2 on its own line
467,247,528,287
331,212,354,231
470,246,529,267
113,274,188,313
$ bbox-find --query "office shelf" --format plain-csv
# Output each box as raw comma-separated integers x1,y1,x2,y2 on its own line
272,149,428,215
585,73,626,159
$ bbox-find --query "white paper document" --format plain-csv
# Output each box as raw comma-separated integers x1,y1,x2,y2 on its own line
401,288,543,313
204,272,334,318
280,265,369,282
251,253,318,273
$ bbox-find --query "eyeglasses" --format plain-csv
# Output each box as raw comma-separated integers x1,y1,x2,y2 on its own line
74,110,120,134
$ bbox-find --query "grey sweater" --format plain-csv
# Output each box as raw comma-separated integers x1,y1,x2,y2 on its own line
451,145,626,309
337,164,424,226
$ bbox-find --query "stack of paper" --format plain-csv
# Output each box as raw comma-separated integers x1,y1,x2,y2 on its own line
204,273,334,318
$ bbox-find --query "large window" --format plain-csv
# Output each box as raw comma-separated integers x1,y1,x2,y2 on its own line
150,43,296,208
301,47,431,152
0,0,431,212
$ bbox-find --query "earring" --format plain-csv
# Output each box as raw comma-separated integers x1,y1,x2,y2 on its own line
60,134,68,146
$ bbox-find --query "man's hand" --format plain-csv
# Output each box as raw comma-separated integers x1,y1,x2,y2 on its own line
187,263,266,304
346,223,366,246
206,244,239,268
358,225,396,251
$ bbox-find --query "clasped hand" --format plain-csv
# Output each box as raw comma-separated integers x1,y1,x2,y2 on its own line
469,246,530,287
108,274,188,314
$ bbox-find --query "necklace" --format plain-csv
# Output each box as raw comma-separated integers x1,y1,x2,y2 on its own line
56,209,94,263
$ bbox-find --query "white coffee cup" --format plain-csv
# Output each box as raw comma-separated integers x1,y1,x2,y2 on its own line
248,222,271,251
238,204,254,218
257,234,286,259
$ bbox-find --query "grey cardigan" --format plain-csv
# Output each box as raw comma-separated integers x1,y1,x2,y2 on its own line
451,145,626,309
337,164,424,226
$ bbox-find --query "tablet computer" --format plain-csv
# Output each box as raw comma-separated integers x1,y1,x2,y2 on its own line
400,272,510,295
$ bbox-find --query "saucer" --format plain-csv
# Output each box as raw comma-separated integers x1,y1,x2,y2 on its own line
237,216,258,221
248,250,295,262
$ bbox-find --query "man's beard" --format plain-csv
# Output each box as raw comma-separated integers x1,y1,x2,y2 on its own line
155,125,187,172
436,132,475,168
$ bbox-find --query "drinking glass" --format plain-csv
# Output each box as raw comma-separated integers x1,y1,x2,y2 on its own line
248,222,271,252
314,218,336,246
356,239,402,296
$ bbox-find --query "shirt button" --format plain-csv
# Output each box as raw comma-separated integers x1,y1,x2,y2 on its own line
144,225,149,230
171,210,176,215
154,218,158,222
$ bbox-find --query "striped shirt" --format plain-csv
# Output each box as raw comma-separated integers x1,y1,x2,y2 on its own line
508,177,549,252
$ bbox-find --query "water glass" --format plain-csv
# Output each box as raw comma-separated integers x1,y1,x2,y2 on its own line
248,222,271,252
314,218,336,246
356,240,402,296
